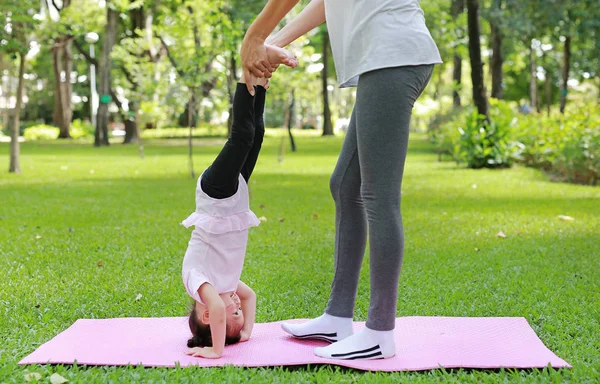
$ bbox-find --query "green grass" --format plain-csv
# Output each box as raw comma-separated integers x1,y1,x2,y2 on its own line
1,133,599,383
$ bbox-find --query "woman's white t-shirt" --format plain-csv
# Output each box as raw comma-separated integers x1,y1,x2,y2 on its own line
181,174,260,303
324,0,442,88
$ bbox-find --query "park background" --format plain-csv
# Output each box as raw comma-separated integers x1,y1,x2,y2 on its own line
1,0,599,382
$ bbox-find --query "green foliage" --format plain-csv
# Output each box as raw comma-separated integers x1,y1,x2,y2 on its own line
435,99,523,169
138,101,169,129
434,101,600,185
514,104,600,185
23,125,60,140
70,119,94,139
0,0,40,55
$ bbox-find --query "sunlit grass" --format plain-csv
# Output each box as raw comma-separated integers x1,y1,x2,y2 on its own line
0,134,598,382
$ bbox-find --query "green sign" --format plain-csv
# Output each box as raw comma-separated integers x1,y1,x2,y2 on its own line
100,94,112,104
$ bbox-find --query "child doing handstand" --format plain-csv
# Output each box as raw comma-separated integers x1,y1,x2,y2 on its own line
181,45,297,359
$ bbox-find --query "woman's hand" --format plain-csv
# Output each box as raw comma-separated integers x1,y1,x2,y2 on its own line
240,0,301,95
240,37,273,77
241,35,273,95
185,346,221,359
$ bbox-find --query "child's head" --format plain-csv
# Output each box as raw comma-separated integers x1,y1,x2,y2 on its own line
187,293,244,348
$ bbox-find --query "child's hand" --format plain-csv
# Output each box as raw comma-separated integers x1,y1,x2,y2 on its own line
239,329,251,342
185,346,221,359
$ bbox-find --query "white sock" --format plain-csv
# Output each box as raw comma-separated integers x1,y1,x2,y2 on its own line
314,327,396,360
281,313,353,343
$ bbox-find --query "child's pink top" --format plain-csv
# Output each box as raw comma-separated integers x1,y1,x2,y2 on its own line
181,174,260,303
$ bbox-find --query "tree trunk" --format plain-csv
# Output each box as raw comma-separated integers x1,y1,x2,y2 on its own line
490,1,503,100
435,65,444,125
452,54,462,108
287,89,297,152
559,36,571,114
597,73,600,104
51,0,73,139
452,0,464,107
180,95,198,128
123,102,139,144
545,68,552,117
188,91,196,179
529,42,537,110
0,54,9,131
9,53,25,174
134,108,144,158
52,37,73,138
227,53,236,136
95,7,118,147
466,0,489,120
321,31,334,136
122,2,145,144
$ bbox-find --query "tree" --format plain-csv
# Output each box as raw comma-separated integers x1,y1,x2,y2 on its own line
95,4,118,147
1,0,39,173
321,28,333,136
488,0,504,99
451,0,465,107
156,0,231,177
466,0,489,119
46,0,74,138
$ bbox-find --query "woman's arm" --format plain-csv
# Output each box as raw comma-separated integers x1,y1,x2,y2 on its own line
265,0,326,48
187,284,226,358
236,281,256,342
240,0,301,94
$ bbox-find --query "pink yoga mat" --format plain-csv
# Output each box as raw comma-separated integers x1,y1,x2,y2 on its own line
19,317,570,372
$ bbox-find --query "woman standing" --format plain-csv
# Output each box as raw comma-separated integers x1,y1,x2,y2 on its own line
241,0,441,360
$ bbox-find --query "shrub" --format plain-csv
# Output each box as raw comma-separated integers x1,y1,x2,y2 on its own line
23,125,59,140
433,101,600,185
514,104,600,185
434,99,523,168
70,119,94,139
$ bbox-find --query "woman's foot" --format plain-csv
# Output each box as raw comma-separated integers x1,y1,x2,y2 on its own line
281,313,353,343
314,327,396,360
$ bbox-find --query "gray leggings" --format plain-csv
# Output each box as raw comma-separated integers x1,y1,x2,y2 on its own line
326,65,434,331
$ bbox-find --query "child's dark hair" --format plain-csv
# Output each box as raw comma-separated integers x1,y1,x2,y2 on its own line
187,303,242,348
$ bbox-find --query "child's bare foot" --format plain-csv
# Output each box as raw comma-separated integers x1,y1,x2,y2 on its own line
265,44,298,69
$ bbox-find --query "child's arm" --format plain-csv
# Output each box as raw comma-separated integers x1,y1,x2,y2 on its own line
265,0,326,48
236,281,257,342
187,284,226,358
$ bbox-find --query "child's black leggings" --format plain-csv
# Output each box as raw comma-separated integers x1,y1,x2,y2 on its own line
201,84,266,199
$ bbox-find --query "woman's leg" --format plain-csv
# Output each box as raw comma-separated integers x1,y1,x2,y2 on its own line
325,109,368,318
357,65,433,331
201,83,256,199
314,64,434,359
281,111,365,342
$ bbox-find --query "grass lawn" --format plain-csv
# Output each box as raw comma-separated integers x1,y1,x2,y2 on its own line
1,133,599,383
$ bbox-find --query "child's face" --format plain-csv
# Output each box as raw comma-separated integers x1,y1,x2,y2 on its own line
196,293,244,335
225,293,244,333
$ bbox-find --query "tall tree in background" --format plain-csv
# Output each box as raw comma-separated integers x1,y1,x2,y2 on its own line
48,0,74,138
321,29,333,136
451,0,465,107
488,0,504,99
157,0,230,177
95,5,118,146
1,0,39,173
466,0,489,119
